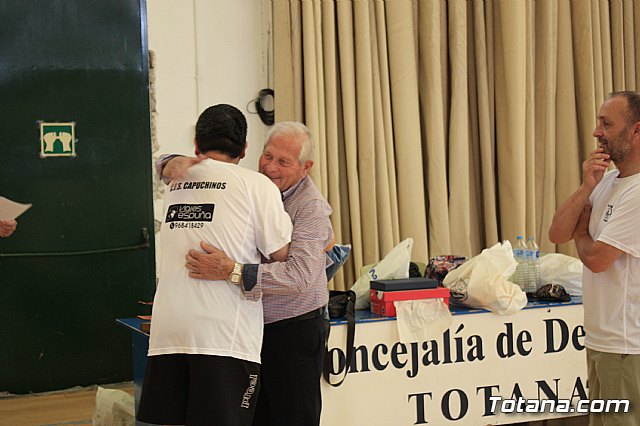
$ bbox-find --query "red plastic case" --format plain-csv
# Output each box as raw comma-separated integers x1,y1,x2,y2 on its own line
370,287,450,317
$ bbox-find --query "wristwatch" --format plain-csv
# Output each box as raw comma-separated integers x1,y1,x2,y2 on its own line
229,262,243,284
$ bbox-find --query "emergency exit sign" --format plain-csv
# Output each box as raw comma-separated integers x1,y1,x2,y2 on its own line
40,122,76,157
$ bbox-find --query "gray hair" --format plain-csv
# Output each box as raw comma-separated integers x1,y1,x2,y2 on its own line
265,121,315,164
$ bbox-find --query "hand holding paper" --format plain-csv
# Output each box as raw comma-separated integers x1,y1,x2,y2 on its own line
0,219,17,237
0,196,32,237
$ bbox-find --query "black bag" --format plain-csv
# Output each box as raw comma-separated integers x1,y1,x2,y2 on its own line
528,283,571,302
323,289,356,387
327,289,355,319
408,261,422,278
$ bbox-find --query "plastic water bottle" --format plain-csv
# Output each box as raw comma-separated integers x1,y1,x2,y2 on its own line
511,236,527,290
525,236,541,292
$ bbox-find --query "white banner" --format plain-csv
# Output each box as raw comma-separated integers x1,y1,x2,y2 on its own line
322,303,586,425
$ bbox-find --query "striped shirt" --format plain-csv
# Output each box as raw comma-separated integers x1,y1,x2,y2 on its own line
256,176,333,324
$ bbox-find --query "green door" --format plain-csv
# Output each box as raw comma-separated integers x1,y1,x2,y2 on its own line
0,0,155,393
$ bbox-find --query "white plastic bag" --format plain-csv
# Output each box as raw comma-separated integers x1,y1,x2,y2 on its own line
92,386,135,426
395,299,453,343
351,238,413,310
443,241,527,315
539,253,583,295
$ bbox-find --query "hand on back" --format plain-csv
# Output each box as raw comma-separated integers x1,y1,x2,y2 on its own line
164,155,206,180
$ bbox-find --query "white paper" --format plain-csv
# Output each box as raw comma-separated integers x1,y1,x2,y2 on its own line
395,299,453,343
0,196,32,220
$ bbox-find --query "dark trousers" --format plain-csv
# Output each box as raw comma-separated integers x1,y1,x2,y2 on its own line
137,354,260,426
253,310,326,426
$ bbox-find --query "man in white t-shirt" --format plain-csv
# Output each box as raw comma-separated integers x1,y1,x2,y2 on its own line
549,91,640,426
137,104,292,426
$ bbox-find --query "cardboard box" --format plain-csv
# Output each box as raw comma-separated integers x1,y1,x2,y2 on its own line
370,287,450,317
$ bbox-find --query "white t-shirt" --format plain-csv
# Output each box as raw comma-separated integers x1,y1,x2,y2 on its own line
584,169,640,354
148,159,292,363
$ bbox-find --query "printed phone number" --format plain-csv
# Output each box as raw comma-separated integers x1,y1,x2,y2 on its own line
169,222,204,229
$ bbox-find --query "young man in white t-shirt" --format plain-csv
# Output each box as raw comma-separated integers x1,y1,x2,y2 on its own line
549,91,640,426
137,104,292,426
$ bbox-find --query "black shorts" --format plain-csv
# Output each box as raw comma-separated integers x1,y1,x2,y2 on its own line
137,354,260,426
